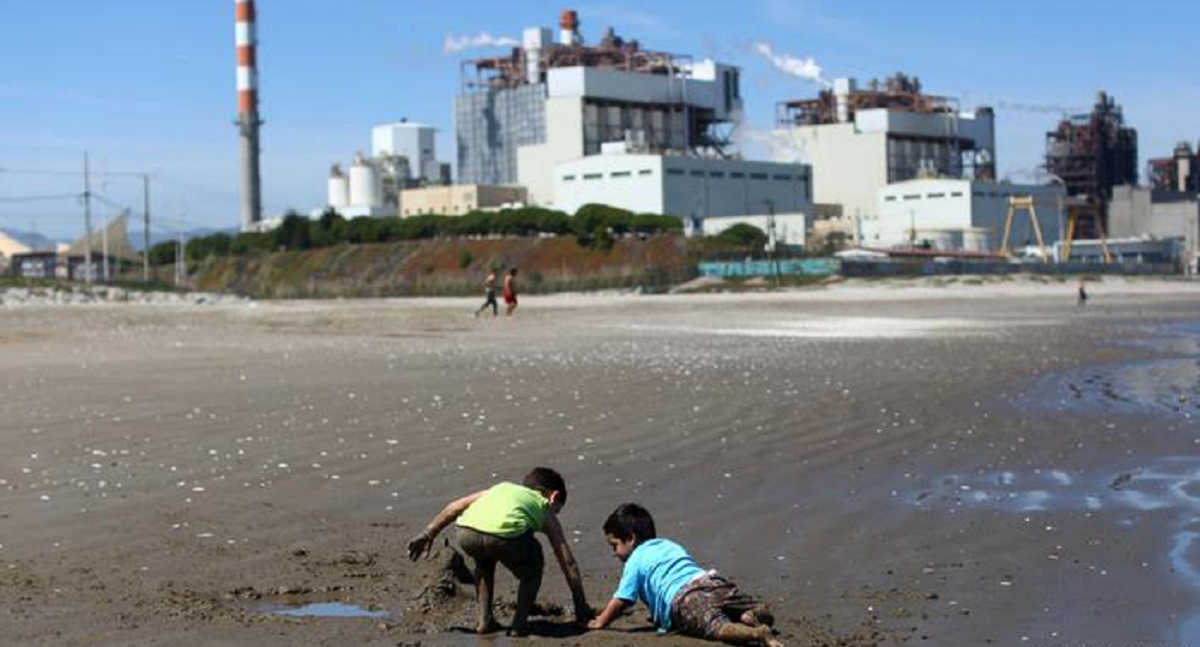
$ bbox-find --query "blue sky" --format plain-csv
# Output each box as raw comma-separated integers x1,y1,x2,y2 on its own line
2,0,1197,238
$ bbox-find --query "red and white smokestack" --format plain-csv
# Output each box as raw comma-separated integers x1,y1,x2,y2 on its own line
559,9,579,46
235,0,262,230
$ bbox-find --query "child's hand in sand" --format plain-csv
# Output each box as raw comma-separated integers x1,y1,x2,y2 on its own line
406,532,432,560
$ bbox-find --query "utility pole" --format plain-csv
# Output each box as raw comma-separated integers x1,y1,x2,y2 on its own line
142,174,151,282
174,228,183,288
765,199,780,289
82,152,93,284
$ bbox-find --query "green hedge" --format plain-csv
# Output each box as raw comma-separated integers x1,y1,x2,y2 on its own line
178,204,684,263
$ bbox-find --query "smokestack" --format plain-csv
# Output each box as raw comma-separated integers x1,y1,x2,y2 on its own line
559,9,579,46
235,0,262,231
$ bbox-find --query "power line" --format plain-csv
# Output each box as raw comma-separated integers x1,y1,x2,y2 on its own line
0,193,81,202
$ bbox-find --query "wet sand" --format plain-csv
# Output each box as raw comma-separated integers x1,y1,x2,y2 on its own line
1,278,1199,646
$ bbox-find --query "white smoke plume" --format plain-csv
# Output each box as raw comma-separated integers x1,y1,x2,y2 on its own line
443,32,520,54
751,42,830,88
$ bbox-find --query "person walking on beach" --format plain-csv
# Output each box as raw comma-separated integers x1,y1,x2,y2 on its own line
1077,280,1089,307
503,268,519,317
475,269,499,317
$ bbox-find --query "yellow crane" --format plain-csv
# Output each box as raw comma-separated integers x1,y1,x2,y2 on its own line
1061,201,1113,263
999,196,1050,261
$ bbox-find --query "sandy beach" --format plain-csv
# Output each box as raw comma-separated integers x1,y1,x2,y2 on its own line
2,277,1199,647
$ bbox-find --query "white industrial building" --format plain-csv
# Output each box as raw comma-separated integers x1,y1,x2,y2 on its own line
456,10,743,209
773,74,996,243
867,178,1064,252
553,143,811,225
372,120,448,186
321,120,453,219
697,213,807,247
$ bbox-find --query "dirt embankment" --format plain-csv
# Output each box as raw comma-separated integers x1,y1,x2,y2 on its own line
193,236,693,298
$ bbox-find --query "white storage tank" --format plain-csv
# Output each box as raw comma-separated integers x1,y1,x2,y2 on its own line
327,163,349,208
349,153,382,207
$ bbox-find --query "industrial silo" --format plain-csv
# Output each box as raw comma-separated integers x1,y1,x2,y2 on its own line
349,153,382,207
327,163,349,208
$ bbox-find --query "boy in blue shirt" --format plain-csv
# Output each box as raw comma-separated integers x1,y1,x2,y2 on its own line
587,503,782,647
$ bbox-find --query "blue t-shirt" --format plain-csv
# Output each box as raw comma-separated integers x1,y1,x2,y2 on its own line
613,538,704,631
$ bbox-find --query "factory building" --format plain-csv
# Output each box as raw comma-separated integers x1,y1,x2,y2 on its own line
553,143,811,224
372,120,449,186
1147,141,1199,194
1045,91,1138,236
322,121,453,219
1108,185,1199,272
773,74,997,242
866,178,1064,253
400,185,528,217
455,10,743,207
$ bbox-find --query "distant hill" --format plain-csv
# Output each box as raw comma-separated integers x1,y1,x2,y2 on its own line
0,226,237,252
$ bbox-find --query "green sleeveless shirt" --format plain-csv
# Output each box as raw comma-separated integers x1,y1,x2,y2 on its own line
457,482,548,538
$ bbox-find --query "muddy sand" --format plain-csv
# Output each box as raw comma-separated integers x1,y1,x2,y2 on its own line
1,278,1199,647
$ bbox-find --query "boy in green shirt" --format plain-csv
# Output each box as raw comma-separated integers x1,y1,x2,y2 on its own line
407,467,591,634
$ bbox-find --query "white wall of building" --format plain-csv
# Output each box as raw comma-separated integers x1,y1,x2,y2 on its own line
869,179,1064,252
701,213,806,247
774,108,995,243
553,152,811,221
517,96,586,207
372,122,437,182
774,122,886,235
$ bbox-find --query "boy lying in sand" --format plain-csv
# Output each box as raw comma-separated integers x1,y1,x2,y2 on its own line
407,467,591,634
587,503,784,647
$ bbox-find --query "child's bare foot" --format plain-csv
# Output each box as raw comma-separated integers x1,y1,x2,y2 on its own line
476,618,502,634
761,629,786,647
740,607,775,628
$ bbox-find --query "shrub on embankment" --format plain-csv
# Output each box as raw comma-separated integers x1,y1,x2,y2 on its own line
193,235,695,299
177,204,696,298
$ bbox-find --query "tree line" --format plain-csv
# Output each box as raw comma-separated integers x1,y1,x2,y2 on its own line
149,204,686,265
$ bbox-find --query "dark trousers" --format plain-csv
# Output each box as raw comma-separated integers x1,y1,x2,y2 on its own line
457,527,544,630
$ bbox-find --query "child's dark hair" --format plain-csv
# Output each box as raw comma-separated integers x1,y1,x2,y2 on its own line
603,503,656,543
524,467,567,504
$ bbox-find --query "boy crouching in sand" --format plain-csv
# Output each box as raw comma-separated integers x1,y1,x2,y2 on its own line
407,467,591,634
587,503,783,647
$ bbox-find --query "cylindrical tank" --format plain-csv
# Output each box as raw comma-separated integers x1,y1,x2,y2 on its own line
327,163,349,208
349,153,382,207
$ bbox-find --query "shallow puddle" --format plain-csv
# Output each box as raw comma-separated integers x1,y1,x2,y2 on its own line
909,456,1200,644
257,601,390,619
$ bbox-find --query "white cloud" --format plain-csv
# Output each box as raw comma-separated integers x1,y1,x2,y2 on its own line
750,42,830,88
442,32,519,54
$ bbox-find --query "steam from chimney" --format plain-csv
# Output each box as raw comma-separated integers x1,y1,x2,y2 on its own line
443,32,521,53
751,42,830,88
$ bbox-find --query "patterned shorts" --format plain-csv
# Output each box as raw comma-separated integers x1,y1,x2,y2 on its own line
669,573,765,638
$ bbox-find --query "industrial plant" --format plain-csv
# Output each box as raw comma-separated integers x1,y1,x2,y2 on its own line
8,5,1195,280
293,8,1200,273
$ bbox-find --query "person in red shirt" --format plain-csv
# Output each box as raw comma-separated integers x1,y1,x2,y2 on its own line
503,268,519,316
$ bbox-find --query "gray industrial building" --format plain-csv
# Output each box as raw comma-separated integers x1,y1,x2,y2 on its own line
1108,185,1200,272
454,10,742,207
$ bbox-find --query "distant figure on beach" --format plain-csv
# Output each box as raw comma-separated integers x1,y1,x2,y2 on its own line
1078,281,1089,307
475,270,499,317
503,268,519,316
407,467,591,635
587,503,783,647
